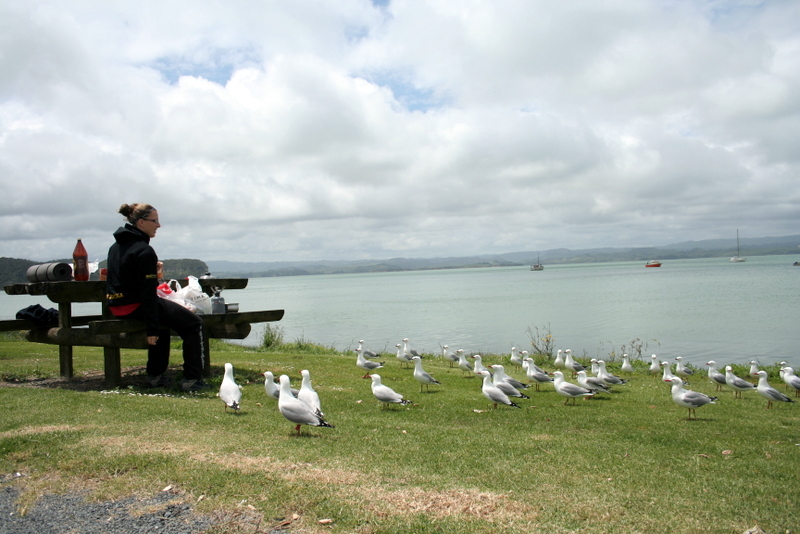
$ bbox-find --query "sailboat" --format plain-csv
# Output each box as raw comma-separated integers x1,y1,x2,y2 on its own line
530,254,544,271
730,229,746,263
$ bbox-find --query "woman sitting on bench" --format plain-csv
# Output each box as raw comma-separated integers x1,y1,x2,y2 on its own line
105,203,209,392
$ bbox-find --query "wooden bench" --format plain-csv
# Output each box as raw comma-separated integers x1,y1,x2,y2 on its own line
2,279,284,387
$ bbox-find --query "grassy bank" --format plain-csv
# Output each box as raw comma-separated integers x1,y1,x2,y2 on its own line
1,338,798,533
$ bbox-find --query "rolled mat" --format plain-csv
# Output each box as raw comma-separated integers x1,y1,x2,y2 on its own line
26,262,74,282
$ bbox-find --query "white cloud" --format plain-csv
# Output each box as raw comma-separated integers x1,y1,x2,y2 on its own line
0,0,798,263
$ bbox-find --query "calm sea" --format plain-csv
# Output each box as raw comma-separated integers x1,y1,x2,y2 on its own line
3,255,799,367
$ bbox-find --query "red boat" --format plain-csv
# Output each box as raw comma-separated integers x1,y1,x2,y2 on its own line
645,260,662,267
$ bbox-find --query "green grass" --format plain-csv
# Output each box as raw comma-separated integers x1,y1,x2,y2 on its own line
1,339,798,533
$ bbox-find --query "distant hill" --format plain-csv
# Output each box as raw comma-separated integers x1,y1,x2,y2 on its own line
206,234,800,278
3,235,798,285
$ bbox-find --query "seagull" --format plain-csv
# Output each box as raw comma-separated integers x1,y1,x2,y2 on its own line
369,373,412,408
778,361,788,383
490,364,529,391
278,374,334,435
509,347,523,367
648,354,661,376
590,359,600,376
564,349,585,376
471,354,490,377
553,349,566,370
661,361,682,384
780,366,800,397
298,369,322,416
665,376,717,420
219,362,242,412
457,350,474,376
674,357,694,381
552,370,595,405
396,343,414,368
523,357,553,391
705,361,727,391
489,365,530,399
755,370,795,409
357,340,380,359
621,354,634,374
725,366,757,399
748,360,761,378
441,345,460,367
522,356,546,376
577,370,611,395
478,370,520,409
402,338,421,359
597,360,628,386
356,348,384,378
412,356,441,392
263,371,299,400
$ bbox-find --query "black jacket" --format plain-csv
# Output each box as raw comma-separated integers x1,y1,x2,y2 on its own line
106,224,160,336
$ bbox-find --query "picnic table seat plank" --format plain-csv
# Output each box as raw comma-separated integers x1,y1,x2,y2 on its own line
3,279,282,387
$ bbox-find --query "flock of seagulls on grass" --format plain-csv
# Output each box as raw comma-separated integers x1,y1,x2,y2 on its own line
215,340,799,433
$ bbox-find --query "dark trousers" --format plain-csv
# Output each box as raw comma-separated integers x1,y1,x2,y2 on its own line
127,299,205,380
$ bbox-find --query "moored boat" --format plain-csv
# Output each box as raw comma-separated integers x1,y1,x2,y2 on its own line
645,260,662,268
730,229,746,262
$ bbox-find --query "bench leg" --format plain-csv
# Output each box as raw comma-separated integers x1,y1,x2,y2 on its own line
58,302,73,378
104,347,122,387
58,345,73,378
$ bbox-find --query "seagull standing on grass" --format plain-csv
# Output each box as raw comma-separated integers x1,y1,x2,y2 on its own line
369,374,412,408
263,371,299,400
552,370,595,405
509,347,523,367
577,370,611,395
523,358,553,391
472,354,490,377
457,350,474,376
357,340,379,359
219,362,242,412
298,369,322,416
356,348,384,378
554,349,565,370
491,364,529,391
478,370,520,409
621,354,634,374
564,349,585,376
705,361,727,391
748,361,761,377
781,367,800,397
674,357,694,382
725,366,757,399
442,345,460,367
412,356,441,392
278,375,334,435
402,338,420,359
597,360,628,386
755,370,795,409
649,355,661,376
665,376,717,420
396,344,414,368
489,366,530,399
661,361,681,384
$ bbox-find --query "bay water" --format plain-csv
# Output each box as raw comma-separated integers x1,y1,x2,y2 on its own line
2,255,798,368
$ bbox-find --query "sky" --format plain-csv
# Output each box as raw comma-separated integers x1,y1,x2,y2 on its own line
1,0,799,263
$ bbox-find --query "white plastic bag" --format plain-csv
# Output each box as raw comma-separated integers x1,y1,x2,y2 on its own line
157,279,197,312
175,276,212,314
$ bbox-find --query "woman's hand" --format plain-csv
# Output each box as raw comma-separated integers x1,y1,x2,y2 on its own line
147,336,159,345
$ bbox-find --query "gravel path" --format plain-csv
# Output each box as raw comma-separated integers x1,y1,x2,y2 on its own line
0,482,216,534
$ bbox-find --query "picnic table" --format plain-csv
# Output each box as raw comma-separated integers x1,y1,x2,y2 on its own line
2,278,284,387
